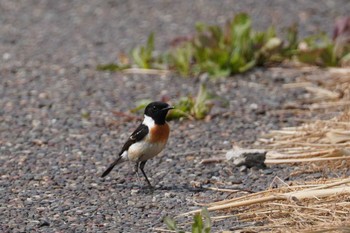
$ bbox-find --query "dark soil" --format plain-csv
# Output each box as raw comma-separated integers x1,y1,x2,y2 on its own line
1,1,349,232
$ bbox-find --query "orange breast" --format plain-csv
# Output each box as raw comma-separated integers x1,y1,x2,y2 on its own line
149,123,170,143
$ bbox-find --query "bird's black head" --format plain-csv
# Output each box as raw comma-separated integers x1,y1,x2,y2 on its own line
144,101,174,125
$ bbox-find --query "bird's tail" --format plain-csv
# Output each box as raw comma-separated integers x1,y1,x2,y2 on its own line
101,156,124,178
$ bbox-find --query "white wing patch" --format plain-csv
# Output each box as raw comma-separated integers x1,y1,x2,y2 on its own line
121,150,128,160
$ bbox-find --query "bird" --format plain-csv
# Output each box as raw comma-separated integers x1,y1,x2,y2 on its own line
101,101,174,188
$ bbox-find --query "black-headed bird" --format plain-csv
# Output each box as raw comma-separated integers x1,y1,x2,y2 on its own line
101,101,174,188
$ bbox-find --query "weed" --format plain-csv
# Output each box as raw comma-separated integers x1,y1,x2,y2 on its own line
131,84,217,120
96,63,129,72
131,32,155,69
97,13,350,77
164,208,211,233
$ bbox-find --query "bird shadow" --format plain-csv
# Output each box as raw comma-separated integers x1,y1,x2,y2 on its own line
111,183,206,193
155,184,206,192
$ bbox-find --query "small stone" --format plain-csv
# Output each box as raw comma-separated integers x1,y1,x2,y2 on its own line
3,53,11,60
239,165,247,172
38,92,48,99
38,220,50,227
249,103,258,110
263,169,273,175
131,189,139,195
164,192,174,198
226,147,267,168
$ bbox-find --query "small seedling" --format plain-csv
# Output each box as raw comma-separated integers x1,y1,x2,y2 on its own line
131,32,156,69
164,208,212,233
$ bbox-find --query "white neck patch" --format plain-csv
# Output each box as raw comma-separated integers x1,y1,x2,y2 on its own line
143,115,155,128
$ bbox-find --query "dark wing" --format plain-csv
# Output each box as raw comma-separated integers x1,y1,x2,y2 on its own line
101,123,149,178
118,123,149,156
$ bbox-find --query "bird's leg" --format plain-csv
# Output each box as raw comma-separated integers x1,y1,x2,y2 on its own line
139,161,153,189
134,161,139,173
134,161,142,188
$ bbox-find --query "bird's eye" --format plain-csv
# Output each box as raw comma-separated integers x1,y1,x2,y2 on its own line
152,106,157,110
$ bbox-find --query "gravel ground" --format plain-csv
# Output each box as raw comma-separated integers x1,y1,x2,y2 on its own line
1,1,349,232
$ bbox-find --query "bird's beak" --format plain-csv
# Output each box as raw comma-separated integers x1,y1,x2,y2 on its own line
162,106,175,111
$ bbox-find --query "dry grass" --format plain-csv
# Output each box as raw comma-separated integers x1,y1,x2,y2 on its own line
282,67,350,111
179,68,350,232
260,68,350,175
250,68,350,232
181,177,350,232
262,110,350,169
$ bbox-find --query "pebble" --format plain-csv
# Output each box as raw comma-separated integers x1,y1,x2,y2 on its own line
130,189,139,195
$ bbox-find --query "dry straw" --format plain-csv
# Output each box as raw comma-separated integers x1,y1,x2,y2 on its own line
181,178,350,232
180,68,350,232
263,68,350,167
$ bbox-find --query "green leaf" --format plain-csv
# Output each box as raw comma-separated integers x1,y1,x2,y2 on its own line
168,43,193,77
320,44,338,66
230,13,252,50
192,84,214,119
231,13,251,36
166,97,194,120
96,63,129,72
146,32,155,54
209,25,224,45
164,216,177,231
297,48,323,64
283,24,299,55
263,37,282,52
195,22,207,33
294,32,340,66
210,67,231,78
131,47,146,68
192,213,203,233
166,109,190,120
229,49,246,73
164,216,185,233
201,208,212,233
238,59,256,73
131,33,155,69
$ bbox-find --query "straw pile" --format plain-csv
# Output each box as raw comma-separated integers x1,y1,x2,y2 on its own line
182,178,350,232
262,68,350,170
180,68,350,232
263,110,350,168
282,67,350,111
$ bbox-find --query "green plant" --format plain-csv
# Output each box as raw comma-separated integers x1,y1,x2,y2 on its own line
168,13,268,77
96,63,129,72
167,43,194,77
131,84,217,120
191,84,214,120
97,13,350,77
296,32,350,67
164,208,212,233
131,32,156,69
